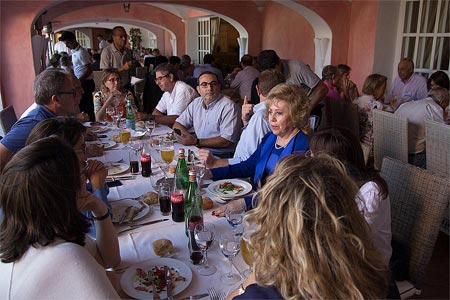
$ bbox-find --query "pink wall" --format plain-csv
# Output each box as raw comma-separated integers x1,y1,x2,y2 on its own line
261,2,315,66
347,0,379,90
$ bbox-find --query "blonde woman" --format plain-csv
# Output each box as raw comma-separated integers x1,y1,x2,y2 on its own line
93,68,136,121
230,154,388,300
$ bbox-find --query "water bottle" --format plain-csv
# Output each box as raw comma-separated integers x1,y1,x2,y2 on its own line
125,98,135,130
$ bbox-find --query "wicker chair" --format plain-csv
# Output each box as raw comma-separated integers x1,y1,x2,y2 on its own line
381,157,450,298
0,105,17,135
373,109,408,170
425,120,450,235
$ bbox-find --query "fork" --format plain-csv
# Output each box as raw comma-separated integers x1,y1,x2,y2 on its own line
208,288,226,300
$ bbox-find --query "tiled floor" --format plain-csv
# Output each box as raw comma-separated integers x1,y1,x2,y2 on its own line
412,232,449,299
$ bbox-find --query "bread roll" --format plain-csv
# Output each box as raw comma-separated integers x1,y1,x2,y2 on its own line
152,239,173,256
202,196,213,210
143,191,159,205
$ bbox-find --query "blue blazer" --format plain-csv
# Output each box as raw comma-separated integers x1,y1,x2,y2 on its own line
211,131,308,207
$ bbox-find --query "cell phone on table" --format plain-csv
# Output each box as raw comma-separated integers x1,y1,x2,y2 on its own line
106,180,123,188
173,128,182,136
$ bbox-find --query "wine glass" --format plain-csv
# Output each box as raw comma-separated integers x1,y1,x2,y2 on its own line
240,216,256,278
106,107,115,124
225,204,245,234
194,223,217,276
114,107,124,128
160,140,174,172
195,164,205,185
145,120,156,136
219,232,241,285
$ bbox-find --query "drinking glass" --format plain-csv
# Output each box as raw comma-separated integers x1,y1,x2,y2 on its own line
106,107,115,124
219,232,241,285
160,140,174,171
158,182,171,216
309,115,320,132
240,216,256,278
225,204,245,233
119,129,131,146
195,164,206,185
194,223,217,276
128,141,143,174
115,107,124,128
145,120,156,136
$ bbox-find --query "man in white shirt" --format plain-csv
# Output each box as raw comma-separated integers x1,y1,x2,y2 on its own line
394,87,449,168
54,39,70,55
388,58,428,107
59,31,95,121
96,34,109,53
173,72,242,158
137,63,198,127
199,69,286,167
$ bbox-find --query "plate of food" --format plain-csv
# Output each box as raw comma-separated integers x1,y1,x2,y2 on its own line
87,140,117,150
120,258,192,300
90,126,110,134
107,163,129,176
111,199,151,223
208,179,253,199
131,130,146,139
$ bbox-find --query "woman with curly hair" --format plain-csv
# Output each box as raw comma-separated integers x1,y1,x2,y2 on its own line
230,154,388,300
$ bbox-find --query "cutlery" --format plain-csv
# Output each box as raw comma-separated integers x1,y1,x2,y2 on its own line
165,266,173,300
157,293,209,300
118,219,169,234
151,272,160,300
106,175,136,181
118,206,133,224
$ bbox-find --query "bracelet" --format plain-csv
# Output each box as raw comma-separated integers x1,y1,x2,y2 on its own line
196,138,200,147
92,210,110,221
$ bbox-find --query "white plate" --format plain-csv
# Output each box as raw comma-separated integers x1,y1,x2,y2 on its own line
120,258,192,300
111,199,151,223
87,140,117,149
90,126,110,134
208,179,253,199
107,163,129,176
131,130,146,139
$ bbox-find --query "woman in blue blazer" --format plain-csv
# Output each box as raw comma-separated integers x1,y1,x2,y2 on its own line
209,83,310,215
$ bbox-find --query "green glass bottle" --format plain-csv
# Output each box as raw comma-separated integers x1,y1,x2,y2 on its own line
185,167,198,235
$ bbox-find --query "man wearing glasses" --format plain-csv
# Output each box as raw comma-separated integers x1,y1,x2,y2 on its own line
173,72,242,158
138,63,198,127
0,70,79,171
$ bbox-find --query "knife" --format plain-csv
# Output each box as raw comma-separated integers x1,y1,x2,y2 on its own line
157,293,209,300
118,219,169,234
118,206,133,224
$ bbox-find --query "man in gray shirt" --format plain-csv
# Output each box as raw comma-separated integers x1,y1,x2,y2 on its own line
173,72,242,158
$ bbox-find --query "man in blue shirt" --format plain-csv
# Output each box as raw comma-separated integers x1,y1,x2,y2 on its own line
0,69,79,171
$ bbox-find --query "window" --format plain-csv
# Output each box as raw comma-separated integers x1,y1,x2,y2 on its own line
198,18,211,64
75,31,91,49
400,0,449,77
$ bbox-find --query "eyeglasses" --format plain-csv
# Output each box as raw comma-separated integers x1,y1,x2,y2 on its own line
199,81,219,88
107,78,120,83
155,74,169,82
57,89,77,97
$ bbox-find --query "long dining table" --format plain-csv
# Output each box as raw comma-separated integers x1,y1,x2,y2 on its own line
87,122,249,300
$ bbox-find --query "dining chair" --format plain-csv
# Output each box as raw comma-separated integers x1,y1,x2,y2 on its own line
425,120,450,235
381,157,450,298
0,105,17,135
373,109,408,170
92,70,103,91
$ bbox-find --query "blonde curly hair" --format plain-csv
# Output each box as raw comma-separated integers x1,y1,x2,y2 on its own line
247,154,388,300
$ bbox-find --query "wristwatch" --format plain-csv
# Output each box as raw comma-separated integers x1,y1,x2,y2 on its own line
196,138,200,147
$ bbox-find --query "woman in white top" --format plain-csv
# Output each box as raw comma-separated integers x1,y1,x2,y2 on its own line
309,128,392,266
353,74,387,167
0,138,120,299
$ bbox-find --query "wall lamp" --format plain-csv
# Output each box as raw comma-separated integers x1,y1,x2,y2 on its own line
123,3,131,13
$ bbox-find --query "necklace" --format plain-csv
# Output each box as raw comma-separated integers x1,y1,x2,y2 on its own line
274,130,300,149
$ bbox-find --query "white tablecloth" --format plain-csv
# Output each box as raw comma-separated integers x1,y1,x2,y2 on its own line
91,123,248,299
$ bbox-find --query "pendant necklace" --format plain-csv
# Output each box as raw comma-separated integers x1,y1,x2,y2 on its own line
274,129,300,150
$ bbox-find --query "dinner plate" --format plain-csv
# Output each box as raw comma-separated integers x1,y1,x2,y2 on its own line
208,179,253,199
131,130,146,139
111,199,151,223
87,140,117,149
120,258,192,300
107,163,129,176
90,126,110,134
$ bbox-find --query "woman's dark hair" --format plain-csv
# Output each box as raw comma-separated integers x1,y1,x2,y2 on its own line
26,116,86,147
0,137,90,263
309,127,388,198
428,71,450,90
